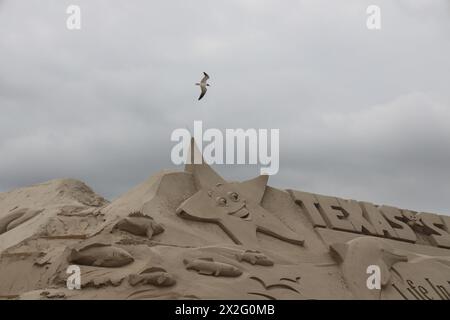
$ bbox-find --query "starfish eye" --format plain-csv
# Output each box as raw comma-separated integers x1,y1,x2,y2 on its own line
216,197,227,206
228,192,240,202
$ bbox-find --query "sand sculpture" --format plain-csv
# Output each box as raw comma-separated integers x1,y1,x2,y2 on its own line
330,237,409,299
0,140,449,300
236,250,274,266
128,267,176,287
184,258,243,277
114,211,165,239
0,208,43,235
177,140,304,248
68,244,134,268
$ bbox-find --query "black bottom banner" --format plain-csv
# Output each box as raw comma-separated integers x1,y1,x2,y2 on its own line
0,300,442,319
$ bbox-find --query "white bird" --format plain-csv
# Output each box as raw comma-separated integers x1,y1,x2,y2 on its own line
195,72,210,100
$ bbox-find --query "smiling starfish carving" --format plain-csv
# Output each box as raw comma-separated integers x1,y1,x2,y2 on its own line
176,139,304,248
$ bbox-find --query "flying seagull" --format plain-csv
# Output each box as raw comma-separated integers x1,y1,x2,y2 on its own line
196,72,210,100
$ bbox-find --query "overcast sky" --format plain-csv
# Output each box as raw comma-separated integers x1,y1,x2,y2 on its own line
0,0,449,215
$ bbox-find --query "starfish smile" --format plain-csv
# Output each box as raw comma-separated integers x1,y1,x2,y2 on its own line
228,206,251,220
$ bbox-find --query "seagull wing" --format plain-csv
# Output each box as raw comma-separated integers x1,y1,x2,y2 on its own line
198,86,207,100
201,72,210,84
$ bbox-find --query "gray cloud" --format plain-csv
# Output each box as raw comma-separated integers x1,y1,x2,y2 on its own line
0,0,449,214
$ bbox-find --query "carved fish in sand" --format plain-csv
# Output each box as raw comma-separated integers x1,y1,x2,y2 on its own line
114,212,164,239
0,209,43,235
236,250,274,266
184,257,242,277
128,271,176,287
69,245,134,268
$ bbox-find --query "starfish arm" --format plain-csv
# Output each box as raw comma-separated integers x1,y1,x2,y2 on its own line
218,219,260,248
185,138,226,190
254,209,304,245
239,175,269,203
